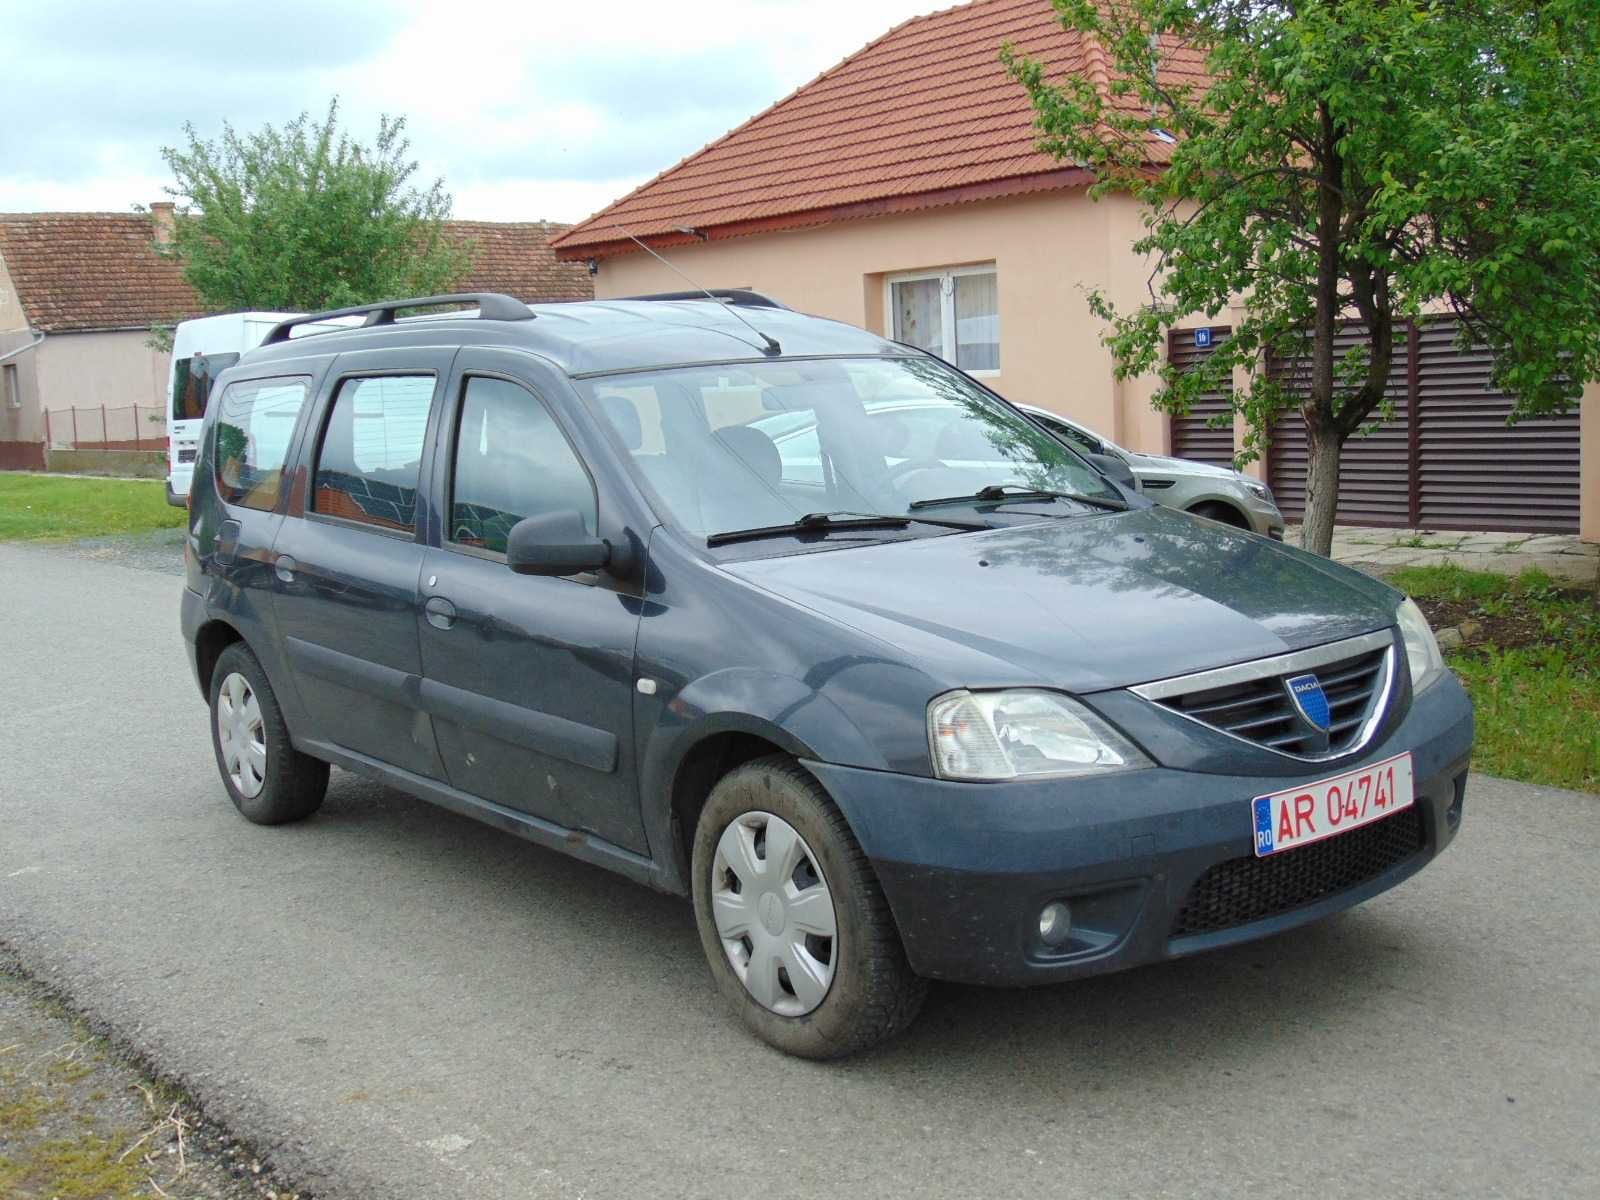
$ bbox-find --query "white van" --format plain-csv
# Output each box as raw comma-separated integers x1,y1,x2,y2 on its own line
165,312,348,504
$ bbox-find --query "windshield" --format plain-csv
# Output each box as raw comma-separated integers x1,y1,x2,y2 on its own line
578,356,1121,540
171,352,240,422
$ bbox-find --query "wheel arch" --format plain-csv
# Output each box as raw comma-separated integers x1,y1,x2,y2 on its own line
193,618,246,699
1185,498,1251,529
641,669,888,894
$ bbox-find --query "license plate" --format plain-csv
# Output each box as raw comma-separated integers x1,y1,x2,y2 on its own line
1251,751,1413,857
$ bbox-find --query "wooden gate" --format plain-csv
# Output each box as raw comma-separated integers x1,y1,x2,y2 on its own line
1264,319,1582,533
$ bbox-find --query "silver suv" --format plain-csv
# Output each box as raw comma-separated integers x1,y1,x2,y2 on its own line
1019,404,1285,538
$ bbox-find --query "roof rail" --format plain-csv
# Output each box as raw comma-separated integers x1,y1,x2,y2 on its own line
620,288,788,310
261,293,535,345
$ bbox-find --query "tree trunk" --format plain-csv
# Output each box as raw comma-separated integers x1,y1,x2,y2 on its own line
1300,419,1343,557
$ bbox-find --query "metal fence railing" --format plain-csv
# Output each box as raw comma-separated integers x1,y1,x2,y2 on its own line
43,404,168,452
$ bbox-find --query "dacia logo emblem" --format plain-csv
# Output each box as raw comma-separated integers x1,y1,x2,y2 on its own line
1285,672,1331,732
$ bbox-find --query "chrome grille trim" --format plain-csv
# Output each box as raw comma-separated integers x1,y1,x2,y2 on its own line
1129,629,1398,763
1129,630,1395,702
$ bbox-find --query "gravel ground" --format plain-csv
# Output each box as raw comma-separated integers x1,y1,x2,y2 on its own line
42,527,187,577
0,964,297,1199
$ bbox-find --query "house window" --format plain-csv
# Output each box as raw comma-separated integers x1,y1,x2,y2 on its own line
3,364,18,409
888,265,1000,373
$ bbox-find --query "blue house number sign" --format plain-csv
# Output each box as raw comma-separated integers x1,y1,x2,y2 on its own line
1194,327,1214,349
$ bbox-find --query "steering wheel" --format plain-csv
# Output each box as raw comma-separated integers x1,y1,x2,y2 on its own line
886,457,948,481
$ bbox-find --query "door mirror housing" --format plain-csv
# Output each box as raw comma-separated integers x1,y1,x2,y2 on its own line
1085,451,1137,491
505,511,611,576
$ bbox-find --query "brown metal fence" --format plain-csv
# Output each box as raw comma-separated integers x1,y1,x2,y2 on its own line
1265,318,1582,534
1167,327,1235,467
43,404,168,452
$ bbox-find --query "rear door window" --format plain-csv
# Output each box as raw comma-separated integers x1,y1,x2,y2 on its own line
212,376,311,511
312,375,436,534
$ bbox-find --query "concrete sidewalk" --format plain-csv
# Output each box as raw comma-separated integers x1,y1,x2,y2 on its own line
1285,525,1598,585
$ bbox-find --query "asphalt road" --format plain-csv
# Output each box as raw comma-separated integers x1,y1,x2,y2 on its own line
2,541,1596,1200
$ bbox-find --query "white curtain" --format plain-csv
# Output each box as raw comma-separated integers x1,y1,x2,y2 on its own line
954,272,999,371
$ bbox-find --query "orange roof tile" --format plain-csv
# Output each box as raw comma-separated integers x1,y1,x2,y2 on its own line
552,0,1206,259
0,214,591,333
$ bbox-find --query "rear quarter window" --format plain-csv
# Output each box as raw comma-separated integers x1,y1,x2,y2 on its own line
212,377,311,510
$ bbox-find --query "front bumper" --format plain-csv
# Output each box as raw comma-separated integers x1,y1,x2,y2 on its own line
808,673,1473,986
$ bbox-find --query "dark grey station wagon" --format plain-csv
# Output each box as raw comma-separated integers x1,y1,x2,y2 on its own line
181,291,1474,1058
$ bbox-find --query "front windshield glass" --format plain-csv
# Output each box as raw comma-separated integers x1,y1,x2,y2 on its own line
577,356,1120,540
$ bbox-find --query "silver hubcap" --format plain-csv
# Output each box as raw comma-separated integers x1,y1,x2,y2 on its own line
711,811,837,1016
215,671,266,798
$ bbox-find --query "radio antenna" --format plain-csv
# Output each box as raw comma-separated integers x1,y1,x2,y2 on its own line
611,224,781,356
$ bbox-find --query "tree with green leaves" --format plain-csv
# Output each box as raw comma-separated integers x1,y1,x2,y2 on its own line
153,98,473,322
1005,1,1600,555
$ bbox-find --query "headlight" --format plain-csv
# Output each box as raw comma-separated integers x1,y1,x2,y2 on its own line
928,689,1151,781
1244,480,1274,504
1396,597,1445,692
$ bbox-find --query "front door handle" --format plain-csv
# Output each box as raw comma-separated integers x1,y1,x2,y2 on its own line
424,596,457,630
275,554,296,583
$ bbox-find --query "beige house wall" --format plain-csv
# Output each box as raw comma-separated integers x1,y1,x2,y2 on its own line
591,188,1175,455
34,330,171,425
1,330,44,447
0,255,28,332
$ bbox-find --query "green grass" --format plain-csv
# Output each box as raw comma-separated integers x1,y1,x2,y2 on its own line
1390,564,1599,793
0,474,184,543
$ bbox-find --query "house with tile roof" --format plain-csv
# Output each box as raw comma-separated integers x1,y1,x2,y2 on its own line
0,209,591,471
553,0,1595,540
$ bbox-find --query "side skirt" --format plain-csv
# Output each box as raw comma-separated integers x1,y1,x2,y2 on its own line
299,739,675,894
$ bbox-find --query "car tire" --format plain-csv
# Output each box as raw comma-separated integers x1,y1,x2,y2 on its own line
208,642,328,825
691,754,926,1059
1189,500,1250,529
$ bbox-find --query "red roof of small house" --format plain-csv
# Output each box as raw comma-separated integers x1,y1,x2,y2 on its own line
0,214,592,333
551,0,1206,260
0,212,204,333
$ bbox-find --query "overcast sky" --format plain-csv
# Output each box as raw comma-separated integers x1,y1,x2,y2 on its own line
0,0,951,223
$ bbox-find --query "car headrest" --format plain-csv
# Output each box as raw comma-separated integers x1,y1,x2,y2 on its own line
600,393,643,451
716,425,782,490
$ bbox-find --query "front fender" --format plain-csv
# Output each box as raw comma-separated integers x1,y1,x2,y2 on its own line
634,668,893,892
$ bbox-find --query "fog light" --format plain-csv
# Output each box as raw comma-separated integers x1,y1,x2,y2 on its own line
1038,901,1073,947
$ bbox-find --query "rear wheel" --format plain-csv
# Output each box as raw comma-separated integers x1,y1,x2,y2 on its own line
691,755,926,1058
209,643,328,825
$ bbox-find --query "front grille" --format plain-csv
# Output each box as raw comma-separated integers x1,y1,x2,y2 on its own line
1170,806,1425,938
1131,631,1396,759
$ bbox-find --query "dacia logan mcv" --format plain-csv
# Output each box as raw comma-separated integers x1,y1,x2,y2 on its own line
181,291,1474,1058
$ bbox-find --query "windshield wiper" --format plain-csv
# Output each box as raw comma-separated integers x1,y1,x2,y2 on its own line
706,511,985,548
908,484,1128,513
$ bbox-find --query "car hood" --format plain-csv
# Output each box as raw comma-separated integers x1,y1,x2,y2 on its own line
720,507,1398,694
1128,452,1240,480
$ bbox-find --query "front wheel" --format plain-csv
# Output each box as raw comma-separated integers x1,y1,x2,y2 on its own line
691,755,926,1058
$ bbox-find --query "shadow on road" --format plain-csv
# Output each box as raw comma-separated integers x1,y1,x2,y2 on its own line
303,767,1439,1089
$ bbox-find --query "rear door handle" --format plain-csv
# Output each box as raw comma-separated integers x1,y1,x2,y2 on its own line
275,554,296,583
424,596,457,630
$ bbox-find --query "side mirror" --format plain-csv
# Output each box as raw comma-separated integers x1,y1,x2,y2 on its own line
1085,451,1137,490
506,510,611,576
